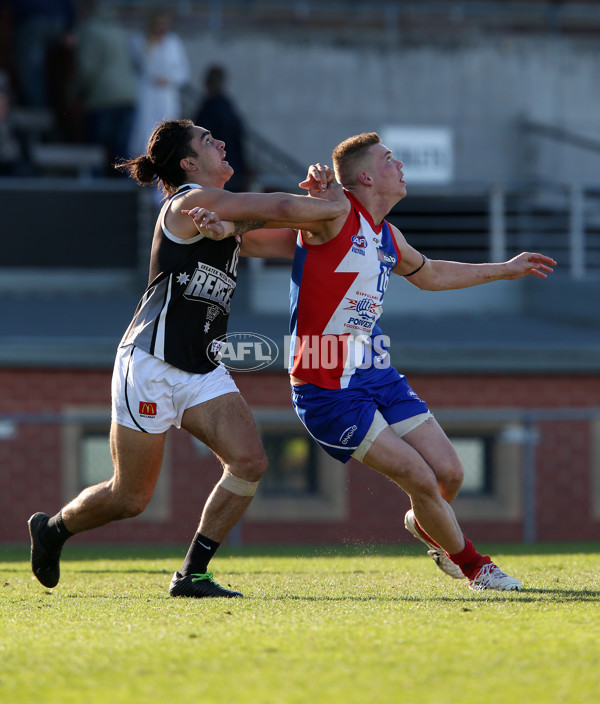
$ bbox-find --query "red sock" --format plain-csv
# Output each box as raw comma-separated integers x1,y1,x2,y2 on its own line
448,538,491,580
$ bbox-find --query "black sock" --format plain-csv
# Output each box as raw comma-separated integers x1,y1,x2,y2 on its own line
43,511,73,552
180,532,220,576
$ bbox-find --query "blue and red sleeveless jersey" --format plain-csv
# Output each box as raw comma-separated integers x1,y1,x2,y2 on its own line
289,191,401,389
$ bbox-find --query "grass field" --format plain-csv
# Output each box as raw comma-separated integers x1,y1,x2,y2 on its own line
1,542,599,704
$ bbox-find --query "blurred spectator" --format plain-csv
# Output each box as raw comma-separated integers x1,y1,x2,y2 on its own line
194,65,250,192
72,0,137,175
0,71,27,176
129,9,190,157
10,0,75,108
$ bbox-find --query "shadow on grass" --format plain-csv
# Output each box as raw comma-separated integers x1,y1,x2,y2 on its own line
1,565,173,575
41,589,597,604
11,583,600,605
518,587,600,601
257,588,600,603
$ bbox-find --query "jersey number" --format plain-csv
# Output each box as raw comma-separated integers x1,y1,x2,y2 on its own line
377,264,390,295
228,247,240,277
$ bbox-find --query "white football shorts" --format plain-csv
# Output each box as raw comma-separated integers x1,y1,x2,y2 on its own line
111,344,240,433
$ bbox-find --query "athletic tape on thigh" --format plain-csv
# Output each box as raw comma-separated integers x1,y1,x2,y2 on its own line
352,411,434,462
352,410,389,462
218,470,259,497
390,411,433,438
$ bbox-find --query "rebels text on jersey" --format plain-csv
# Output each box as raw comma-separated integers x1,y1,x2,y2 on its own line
289,191,401,389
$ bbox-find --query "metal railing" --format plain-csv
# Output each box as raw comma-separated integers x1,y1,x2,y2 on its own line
386,182,600,278
1,405,598,544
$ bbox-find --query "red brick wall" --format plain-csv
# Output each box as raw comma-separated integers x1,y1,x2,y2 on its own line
1,368,598,546
412,375,599,543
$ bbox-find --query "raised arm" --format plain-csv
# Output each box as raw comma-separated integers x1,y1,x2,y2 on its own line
180,163,349,254
177,206,298,258
172,185,346,240
234,165,349,253
390,224,556,290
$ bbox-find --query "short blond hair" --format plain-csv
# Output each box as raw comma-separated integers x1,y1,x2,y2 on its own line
332,132,381,187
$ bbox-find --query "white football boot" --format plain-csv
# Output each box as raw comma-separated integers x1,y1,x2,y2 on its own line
404,509,465,580
468,562,522,591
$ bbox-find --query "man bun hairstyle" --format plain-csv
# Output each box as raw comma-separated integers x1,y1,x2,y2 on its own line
129,154,157,184
115,119,197,195
332,132,381,188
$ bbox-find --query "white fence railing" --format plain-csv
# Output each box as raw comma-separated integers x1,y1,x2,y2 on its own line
387,183,600,278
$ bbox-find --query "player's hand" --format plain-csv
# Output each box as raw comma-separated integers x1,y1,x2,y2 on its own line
306,180,345,203
299,163,345,204
181,207,230,240
504,252,557,279
299,163,335,193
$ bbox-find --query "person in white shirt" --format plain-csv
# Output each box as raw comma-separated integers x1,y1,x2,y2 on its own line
129,10,190,157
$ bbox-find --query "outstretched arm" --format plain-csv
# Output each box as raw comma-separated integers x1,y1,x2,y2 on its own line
391,225,556,290
180,207,297,258
236,165,348,251
182,162,348,254
172,182,346,241
176,208,236,241
181,207,266,241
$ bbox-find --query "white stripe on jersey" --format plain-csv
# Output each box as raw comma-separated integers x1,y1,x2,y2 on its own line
154,274,172,360
322,213,384,336
160,183,206,244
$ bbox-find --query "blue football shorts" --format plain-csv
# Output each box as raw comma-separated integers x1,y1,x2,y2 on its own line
291,365,429,463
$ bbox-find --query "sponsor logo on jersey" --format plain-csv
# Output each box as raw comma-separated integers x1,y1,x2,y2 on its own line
206,305,220,322
139,401,157,417
344,296,378,321
340,425,358,445
346,318,374,330
377,249,397,267
183,262,236,313
351,233,368,255
209,339,223,357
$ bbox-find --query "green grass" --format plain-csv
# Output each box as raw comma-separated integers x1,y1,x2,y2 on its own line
1,543,599,704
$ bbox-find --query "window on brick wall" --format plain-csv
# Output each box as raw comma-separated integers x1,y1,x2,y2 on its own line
80,432,113,488
246,409,347,522
437,414,524,522
449,434,493,495
61,407,170,521
260,433,319,496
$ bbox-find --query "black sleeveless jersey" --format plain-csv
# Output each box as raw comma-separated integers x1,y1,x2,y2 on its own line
119,184,240,374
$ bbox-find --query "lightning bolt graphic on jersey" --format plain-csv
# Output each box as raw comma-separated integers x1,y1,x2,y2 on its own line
320,214,387,377
322,214,384,336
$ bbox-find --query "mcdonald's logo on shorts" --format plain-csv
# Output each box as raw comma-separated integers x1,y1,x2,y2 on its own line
139,401,157,418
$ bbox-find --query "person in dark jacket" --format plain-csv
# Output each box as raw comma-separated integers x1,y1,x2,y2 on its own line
195,65,249,192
